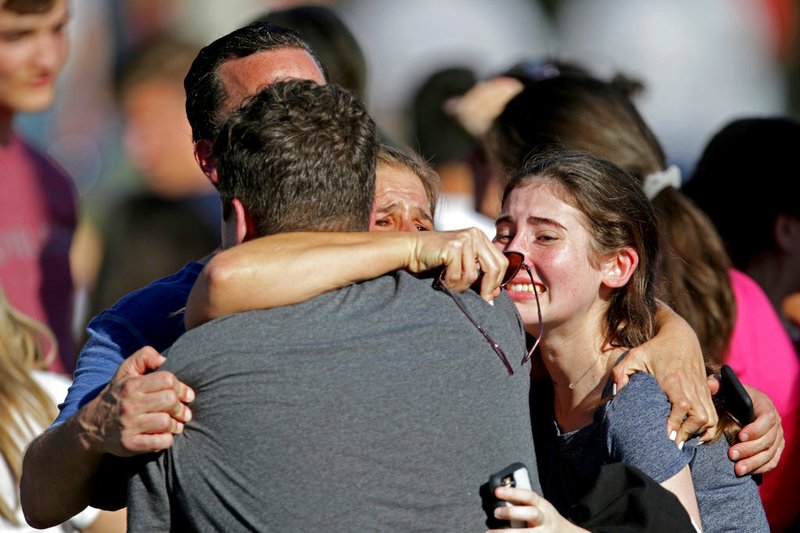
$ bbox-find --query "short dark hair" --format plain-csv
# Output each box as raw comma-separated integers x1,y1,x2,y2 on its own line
184,22,327,143
214,80,377,236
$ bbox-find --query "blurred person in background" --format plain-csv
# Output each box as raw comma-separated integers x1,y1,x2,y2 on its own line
429,58,596,228
87,36,219,320
255,3,402,147
487,68,797,531
686,116,800,531
337,0,555,142
0,285,124,531
255,3,367,102
409,66,496,236
554,0,787,172
687,117,800,353
0,0,76,374
786,293,800,336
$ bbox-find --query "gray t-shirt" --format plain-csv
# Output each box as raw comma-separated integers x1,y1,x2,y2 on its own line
127,271,538,532
534,372,768,533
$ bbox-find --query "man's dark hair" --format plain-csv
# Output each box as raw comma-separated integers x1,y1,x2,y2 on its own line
214,80,377,236
184,21,327,143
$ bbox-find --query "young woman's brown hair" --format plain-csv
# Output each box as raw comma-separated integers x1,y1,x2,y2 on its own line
488,74,739,439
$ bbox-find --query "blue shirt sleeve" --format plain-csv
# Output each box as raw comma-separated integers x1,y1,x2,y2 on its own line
602,372,696,483
51,262,203,427
52,312,147,425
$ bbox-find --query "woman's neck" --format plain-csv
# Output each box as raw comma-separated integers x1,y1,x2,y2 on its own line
539,317,624,432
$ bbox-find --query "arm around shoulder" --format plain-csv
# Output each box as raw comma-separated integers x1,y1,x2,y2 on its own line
184,231,415,328
184,229,507,328
613,302,717,443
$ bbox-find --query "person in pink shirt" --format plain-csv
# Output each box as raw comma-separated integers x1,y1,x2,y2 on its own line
687,117,800,531
725,269,800,531
0,0,75,374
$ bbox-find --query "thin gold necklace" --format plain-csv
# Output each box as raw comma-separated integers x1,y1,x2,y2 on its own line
553,354,603,390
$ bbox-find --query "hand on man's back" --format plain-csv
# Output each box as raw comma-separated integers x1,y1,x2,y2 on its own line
77,346,195,456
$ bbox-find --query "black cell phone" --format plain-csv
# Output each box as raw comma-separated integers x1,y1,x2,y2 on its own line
488,462,532,529
718,365,762,484
718,364,754,426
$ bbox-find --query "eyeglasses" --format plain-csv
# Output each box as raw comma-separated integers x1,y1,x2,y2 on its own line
434,251,543,375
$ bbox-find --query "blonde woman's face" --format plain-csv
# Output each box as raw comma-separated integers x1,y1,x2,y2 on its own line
369,163,433,233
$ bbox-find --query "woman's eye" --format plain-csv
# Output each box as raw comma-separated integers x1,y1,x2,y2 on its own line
1,31,27,42
375,218,392,227
493,233,513,244
536,234,557,243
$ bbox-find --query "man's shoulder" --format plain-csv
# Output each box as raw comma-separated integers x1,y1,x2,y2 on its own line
102,261,203,313
88,261,204,345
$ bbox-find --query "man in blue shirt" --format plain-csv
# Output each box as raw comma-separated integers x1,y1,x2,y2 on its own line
21,21,328,528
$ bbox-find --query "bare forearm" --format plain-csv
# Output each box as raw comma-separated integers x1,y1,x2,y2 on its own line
185,228,507,328
21,415,105,528
185,232,413,328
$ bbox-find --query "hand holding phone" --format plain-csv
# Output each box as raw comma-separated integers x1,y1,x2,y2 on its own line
718,365,762,484
718,364,755,426
488,462,532,528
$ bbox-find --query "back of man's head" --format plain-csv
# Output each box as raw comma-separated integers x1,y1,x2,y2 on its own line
184,22,327,144
215,79,377,236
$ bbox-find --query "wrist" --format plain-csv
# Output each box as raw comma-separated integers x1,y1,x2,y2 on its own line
74,394,112,456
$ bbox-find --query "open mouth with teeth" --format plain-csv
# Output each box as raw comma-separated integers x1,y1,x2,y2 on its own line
505,280,546,297
507,282,535,293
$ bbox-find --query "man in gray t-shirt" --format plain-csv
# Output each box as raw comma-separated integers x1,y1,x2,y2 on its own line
128,272,536,531
126,80,537,531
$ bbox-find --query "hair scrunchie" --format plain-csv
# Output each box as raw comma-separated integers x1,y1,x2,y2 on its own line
642,164,682,200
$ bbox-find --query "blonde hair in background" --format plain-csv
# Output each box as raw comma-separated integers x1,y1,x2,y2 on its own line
0,286,58,524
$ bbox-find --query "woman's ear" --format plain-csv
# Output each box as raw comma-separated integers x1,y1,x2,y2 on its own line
601,247,639,288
